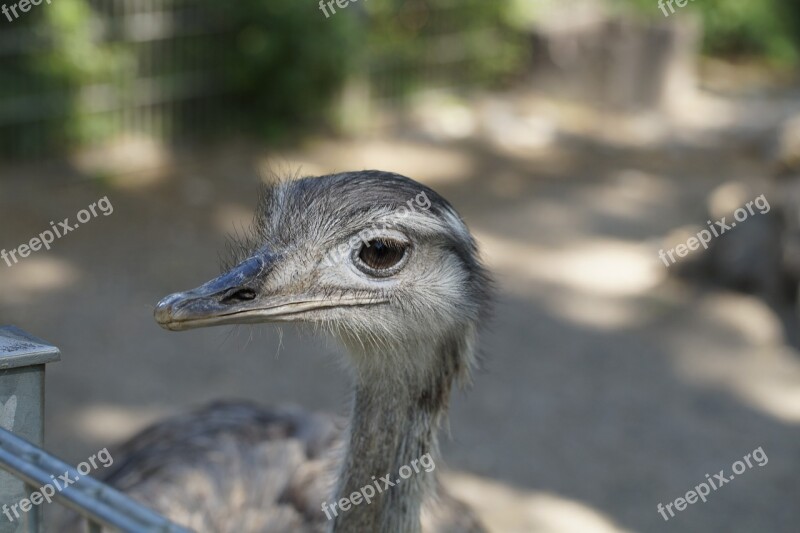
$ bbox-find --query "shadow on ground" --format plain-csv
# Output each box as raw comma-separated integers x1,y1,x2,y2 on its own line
0,88,798,532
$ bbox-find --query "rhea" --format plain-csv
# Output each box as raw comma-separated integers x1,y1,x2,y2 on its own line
104,171,491,533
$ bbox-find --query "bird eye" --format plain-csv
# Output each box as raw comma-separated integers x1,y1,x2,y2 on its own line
356,239,409,275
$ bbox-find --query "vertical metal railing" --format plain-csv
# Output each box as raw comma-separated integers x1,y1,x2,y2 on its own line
0,326,58,533
0,326,192,533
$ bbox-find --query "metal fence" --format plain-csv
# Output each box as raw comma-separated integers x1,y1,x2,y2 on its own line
0,326,190,533
0,0,235,159
0,0,512,159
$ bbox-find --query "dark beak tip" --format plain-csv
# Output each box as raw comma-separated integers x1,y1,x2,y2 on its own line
154,292,184,328
160,321,184,332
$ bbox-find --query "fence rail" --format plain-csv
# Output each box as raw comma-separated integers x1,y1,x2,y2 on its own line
0,326,191,533
0,428,192,533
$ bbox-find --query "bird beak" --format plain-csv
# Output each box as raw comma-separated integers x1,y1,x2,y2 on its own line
154,253,388,331
154,255,274,331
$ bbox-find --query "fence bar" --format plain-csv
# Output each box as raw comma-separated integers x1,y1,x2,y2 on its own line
0,326,60,533
0,429,190,532
0,327,192,533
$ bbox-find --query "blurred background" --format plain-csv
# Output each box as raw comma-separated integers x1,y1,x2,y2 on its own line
1,0,800,531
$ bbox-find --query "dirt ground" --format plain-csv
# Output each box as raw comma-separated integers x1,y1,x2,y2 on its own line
1,84,799,532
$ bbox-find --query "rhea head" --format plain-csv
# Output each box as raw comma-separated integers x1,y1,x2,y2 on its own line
154,171,490,382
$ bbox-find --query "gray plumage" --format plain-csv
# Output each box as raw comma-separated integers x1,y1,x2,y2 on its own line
103,171,492,533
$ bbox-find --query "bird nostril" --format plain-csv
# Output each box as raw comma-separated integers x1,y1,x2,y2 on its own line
220,287,257,304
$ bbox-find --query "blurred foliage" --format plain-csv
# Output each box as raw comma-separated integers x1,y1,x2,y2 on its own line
199,0,361,139
616,0,800,65
199,0,522,136
363,0,523,97
35,0,123,85
1,0,523,156
0,0,128,156
33,0,130,143
6,0,800,159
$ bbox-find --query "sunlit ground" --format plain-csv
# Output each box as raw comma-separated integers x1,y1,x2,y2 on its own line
1,82,799,532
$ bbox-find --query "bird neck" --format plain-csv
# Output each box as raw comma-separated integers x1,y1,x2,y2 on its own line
331,341,460,533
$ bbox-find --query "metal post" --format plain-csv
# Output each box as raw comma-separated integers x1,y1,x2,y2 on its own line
0,326,60,533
